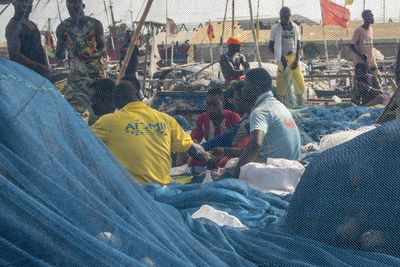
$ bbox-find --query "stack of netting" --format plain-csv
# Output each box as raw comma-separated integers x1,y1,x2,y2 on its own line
293,105,383,144
286,115,400,257
1,57,399,266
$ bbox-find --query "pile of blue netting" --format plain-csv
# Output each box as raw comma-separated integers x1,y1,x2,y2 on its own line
293,105,383,144
1,57,399,266
286,115,400,257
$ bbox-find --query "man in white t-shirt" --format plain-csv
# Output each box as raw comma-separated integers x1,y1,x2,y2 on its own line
269,7,305,108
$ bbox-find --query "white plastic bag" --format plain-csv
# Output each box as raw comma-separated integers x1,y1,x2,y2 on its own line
192,205,247,228
239,158,305,197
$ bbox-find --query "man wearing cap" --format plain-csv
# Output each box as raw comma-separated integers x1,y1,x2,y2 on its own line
220,36,250,87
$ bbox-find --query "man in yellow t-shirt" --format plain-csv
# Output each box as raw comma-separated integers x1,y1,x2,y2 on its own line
91,80,212,185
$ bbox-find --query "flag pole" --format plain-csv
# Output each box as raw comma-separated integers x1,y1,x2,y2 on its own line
248,0,262,67
165,0,168,67
56,0,63,23
218,0,229,79
149,25,155,80
232,0,235,36
383,0,386,22
339,1,346,59
220,0,229,57
171,39,174,65
117,0,154,83
209,21,214,77
254,0,260,61
320,1,329,62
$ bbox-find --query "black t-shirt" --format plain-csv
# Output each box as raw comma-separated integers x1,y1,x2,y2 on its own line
120,42,139,76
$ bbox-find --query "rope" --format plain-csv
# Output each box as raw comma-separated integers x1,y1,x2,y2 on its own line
0,1,13,16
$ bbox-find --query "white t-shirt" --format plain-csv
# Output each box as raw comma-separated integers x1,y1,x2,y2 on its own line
281,28,297,56
270,22,299,58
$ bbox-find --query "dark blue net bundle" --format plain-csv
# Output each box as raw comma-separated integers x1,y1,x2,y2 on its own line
285,117,400,257
1,57,400,266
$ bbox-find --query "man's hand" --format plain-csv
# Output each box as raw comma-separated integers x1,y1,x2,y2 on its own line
187,143,212,167
281,56,288,69
232,129,265,178
206,155,220,170
291,59,299,70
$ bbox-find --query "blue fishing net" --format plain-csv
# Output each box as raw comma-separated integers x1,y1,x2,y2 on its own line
286,118,400,257
293,105,383,143
1,57,399,266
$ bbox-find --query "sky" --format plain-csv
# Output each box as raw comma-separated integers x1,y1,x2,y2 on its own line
0,0,399,42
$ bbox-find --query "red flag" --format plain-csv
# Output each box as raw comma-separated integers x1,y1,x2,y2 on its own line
320,0,351,28
207,21,215,43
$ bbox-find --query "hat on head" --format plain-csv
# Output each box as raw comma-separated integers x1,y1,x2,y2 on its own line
227,36,244,46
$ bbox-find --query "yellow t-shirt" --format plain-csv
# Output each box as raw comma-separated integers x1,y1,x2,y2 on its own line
91,102,193,185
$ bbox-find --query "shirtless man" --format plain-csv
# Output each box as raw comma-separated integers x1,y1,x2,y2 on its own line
6,0,49,77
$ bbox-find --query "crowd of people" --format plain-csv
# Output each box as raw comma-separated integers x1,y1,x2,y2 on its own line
4,0,395,185
88,68,300,184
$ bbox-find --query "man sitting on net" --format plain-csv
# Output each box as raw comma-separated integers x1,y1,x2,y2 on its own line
191,87,241,143
189,81,252,169
89,78,116,118
91,79,212,185
231,68,301,177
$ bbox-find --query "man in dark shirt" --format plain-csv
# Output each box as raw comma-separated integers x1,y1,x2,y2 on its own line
220,36,249,87
6,0,49,78
120,30,140,78
89,78,116,118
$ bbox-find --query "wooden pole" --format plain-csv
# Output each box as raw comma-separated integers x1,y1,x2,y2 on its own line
322,26,329,62
165,0,168,67
130,10,134,29
142,36,150,96
209,20,214,66
232,0,235,36
339,1,346,59
56,0,62,23
218,0,229,79
254,0,260,61
171,39,174,65
320,2,329,62
117,0,154,84
103,0,117,60
363,0,365,11
149,25,156,79
282,0,284,8
383,0,386,22
220,0,229,57
44,18,51,70
248,0,262,67
210,43,214,74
